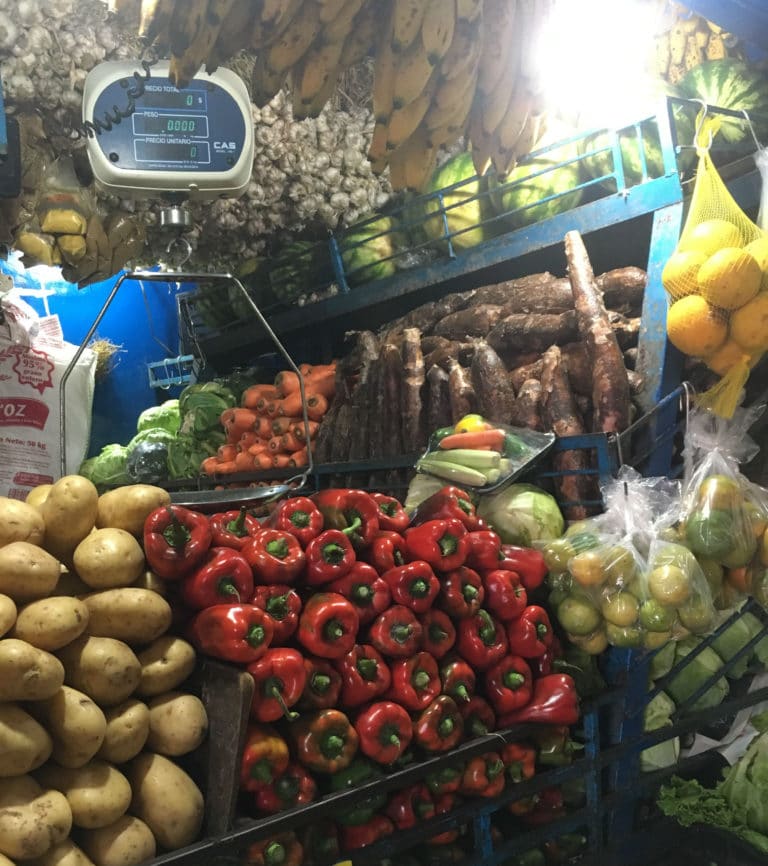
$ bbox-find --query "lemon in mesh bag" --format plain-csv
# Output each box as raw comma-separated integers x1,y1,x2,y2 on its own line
661,117,768,417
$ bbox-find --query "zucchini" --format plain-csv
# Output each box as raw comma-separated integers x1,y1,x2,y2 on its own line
427,449,501,470
417,457,489,487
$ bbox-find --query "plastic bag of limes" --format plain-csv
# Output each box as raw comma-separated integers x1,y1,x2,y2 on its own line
661,116,768,418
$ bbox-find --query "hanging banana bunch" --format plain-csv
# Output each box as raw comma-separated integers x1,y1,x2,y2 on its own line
137,0,556,190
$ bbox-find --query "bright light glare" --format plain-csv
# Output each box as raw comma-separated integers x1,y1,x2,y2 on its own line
534,0,663,129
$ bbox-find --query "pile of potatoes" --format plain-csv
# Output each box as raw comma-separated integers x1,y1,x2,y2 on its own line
0,477,210,866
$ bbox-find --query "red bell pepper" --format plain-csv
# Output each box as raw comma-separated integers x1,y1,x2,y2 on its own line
361,530,407,575
339,814,394,850
209,506,262,551
387,651,441,711
506,605,553,659
531,634,563,679
425,765,464,796
335,644,391,707
144,505,212,580
327,562,391,625
459,696,496,738
419,609,456,660
413,695,464,753
245,833,303,866
465,530,504,570
460,752,506,798
181,547,254,609
405,519,469,572
250,584,301,645
291,708,359,774
248,648,306,722
482,569,527,622
430,792,462,845
499,545,548,591
456,609,508,671
268,496,324,547
298,657,343,710
484,656,533,715
243,529,306,586
439,657,476,705
297,593,359,659
437,566,484,619
305,529,356,585
385,784,435,830
354,701,412,765
368,605,423,658
240,724,289,791
311,489,380,550
501,742,536,783
253,761,317,814
382,561,439,613
520,786,566,827
527,725,579,766
497,674,579,727
188,604,273,664
410,486,481,531
371,492,410,533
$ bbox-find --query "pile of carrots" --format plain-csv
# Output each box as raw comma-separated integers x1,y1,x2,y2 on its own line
200,362,335,477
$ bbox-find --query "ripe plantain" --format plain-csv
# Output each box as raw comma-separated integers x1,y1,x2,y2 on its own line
421,0,456,65
139,0,175,43
456,0,483,24
386,76,437,151
388,126,438,191
205,0,259,73
323,0,364,43
170,0,237,88
477,0,517,96
373,35,398,122
391,32,436,109
391,0,426,53
339,0,379,68
265,0,323,74
169,0,207,57
293,38,346,119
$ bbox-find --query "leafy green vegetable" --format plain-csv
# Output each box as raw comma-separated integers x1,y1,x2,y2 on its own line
666,637,729,714
137,399,181,435
721,732,768,835
710,611,764,680
178,382,236,438
167,432,225,480
477,483,565,546
80,444,131,489
126,428,175,457
649,641,677,681
641,692,679,773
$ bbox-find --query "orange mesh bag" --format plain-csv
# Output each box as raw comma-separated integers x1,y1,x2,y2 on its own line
662,117,768,418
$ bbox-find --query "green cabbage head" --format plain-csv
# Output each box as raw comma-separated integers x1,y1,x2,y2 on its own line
478,483,565,546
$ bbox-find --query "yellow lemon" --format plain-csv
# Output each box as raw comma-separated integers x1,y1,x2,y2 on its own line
705,339,750,375
662,249,706,298
729,292,768,352
745,236,768,290
454,413,488,433
666,295,728,357
697,247,762,310
679,219,742,257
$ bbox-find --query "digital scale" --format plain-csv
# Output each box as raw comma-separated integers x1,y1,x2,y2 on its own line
82,61,254,209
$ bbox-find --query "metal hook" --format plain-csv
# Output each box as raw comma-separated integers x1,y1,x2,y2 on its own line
165,236,193,270
741,108,763,152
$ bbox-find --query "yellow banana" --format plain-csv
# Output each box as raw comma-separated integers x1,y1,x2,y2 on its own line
368,121,390,170
392,32,436,109
170,0,237,88
251,55,289,106
373,37,397,122
477,0,517,96
388,126,438,191
498,84,534,152
252,0,303,47
385,78,436,151
138,0,174,42
478,0,526,135
391,0,426,53
421,0,455,65
468,109,493,175
323,0,364,43
169,0,207,58
293,38,346,119
265,1,323,74
511,109,546,164
205,0,258,73
456,0,482,24
340,0,378,67
318,0,349,24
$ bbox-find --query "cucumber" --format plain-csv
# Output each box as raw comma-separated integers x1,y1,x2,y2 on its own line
417,458,489,487
428,449,501,470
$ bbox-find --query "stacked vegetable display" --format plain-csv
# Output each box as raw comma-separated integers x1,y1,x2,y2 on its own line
146,486,580,857
0,478,207,866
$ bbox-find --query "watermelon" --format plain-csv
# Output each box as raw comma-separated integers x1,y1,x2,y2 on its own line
269,241,333,303
339,215,400,286
422,152,497,251
579,120,667,190
677,59,768,145
488,134,584,228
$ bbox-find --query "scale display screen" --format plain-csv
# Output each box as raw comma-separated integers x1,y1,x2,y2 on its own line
83,61,253,198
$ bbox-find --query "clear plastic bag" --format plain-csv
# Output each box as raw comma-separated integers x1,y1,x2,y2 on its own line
36,157,93,237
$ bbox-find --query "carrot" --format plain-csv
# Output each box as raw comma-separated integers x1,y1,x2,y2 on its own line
256,395,274,414
235,450,256,471
276,392,304,418
253,416,273,439
272,416,302,436
275,370,301,397
299,363,314,377
218,444,237,462
291,420,320,441
253,452,273,471
265,401,282,418
280,432,302,452
272,454,292,469
438,429,506,451
221,408,236,427
239,431,261,449
247,441,269,457
306,393,328,421
268,436,287,454
233,408,259,429
242,385,278,410
303,370,335,400
201,456,220,476
291,448,309,467
215,460,238,475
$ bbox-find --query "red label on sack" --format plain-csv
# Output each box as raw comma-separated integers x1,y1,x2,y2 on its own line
0,345,55,394
13,472,54,487
0,398,50,429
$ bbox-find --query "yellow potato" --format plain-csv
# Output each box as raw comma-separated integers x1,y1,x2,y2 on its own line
12,597,89,651
0,497,45,548
0,639,64,701
27,686,106,769
25,839,96,866
0,542,60,602
73,530,145,591
97,700,150,765
146,692,208,757
0,854,14,866
40,476,99,559
77,815,156,866
96,486,171,537
35,761,131,830
58,637,141,708
128,752,204,850
82,589,171,646
0,775,72,860
0,595,16,637
0,704,52,776
26,485,52,509
136,636,196,698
